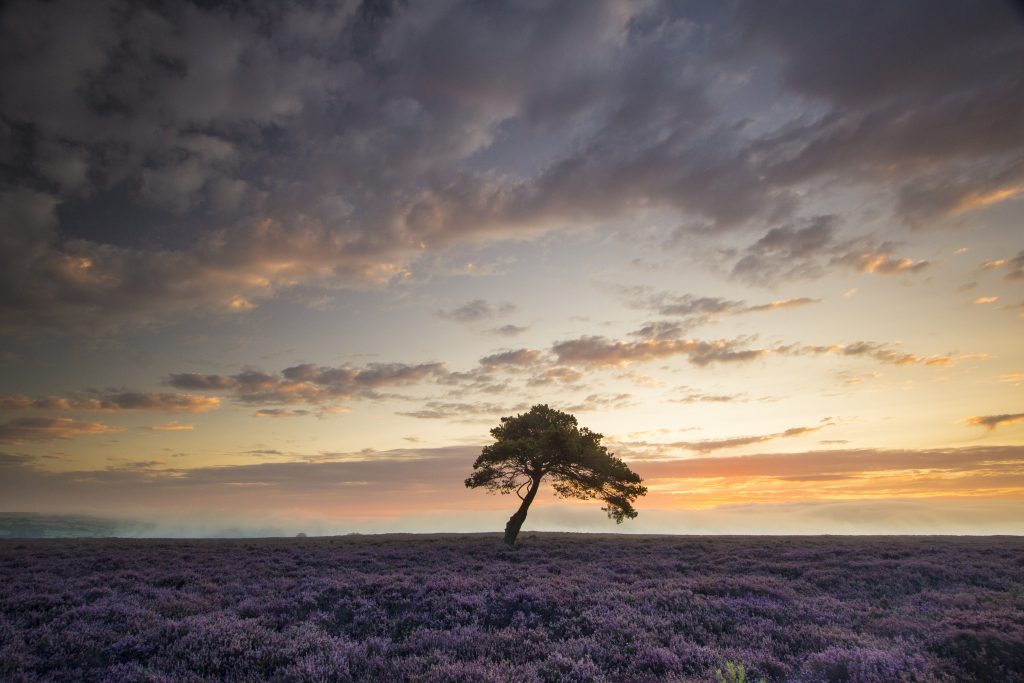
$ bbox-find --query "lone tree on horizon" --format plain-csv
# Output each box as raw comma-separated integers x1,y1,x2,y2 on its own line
466,404,647,546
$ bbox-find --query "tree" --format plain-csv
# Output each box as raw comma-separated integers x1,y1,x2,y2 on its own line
465,404,647,546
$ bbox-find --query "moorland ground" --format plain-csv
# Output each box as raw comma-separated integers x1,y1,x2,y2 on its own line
1,533,1022,682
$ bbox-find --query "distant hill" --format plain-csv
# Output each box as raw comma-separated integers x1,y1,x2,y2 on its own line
0,512,154,538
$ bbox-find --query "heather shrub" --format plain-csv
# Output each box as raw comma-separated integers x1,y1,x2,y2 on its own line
928,629,1024,681
1,535,1021,681
800,646,929,682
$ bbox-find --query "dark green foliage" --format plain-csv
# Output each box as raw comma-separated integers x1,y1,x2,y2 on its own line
465,405,647,545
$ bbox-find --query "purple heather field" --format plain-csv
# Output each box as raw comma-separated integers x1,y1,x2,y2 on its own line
1,534,1022,682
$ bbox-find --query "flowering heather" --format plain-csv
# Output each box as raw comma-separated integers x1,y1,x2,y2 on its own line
1,534,1022,682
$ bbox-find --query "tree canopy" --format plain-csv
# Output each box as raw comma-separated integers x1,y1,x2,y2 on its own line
465,404,647,545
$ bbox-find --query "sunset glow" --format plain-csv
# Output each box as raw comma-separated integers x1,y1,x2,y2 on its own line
0,0,1022,536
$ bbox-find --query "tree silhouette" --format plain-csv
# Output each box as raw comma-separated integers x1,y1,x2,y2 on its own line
465,404,647,546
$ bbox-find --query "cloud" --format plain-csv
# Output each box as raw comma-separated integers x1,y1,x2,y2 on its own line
167,361,449,406
983,250,1024,281
730,216,930,285
0,417,120,442
479,348,542,367
1,1,1019,334
396,402,526,421
627,287,819,320
775,341,955,367
623,287,820,332
144,422,194,432
436,299,518,324
664,425,823,453
551,335,764,368
628,321,686,341
253,409,312,419
563,393,635,413
1008,251,1024,280
526,366,584,387
670,390,743,404
485,324,529,337
0,391,220,413
965,413,1024,431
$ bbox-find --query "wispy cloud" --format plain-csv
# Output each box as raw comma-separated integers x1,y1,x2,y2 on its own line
436,300,517,324
669,390,743,404
665,425,824,453
552,336,764,368
623,286,819,331
479,349,542,368
730,216,931,285
775,341,956,367
485,324,529,338
0,417,121,442
167,362,449,406
144,422,194,432
0,391,220,413
396,402,526,421
965,413,1024,431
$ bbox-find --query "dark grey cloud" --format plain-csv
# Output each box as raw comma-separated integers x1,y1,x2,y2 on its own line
485,324,529,338
629,321,686,341
984,249,1024,281
730,216,929,286
739,1,1024,225
479,348,542,368
1,0,1019,333
436,299,518,324
167,361,448,406
624,285,819,332
1009,251,1024,280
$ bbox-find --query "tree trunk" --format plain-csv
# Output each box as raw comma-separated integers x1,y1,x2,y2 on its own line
503,475,541,546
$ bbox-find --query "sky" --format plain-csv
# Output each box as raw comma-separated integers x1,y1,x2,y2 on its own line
0,0,1022,536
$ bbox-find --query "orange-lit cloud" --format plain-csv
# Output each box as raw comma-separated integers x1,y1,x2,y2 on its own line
851,252,929,275
145,423,194,431
0,417,121,442
552,336,764,368
0,392,220,413
974,296,998,304
253,409,313,418
952,185,1024,214
965,413,1024,431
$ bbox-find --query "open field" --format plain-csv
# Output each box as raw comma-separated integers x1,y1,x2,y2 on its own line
1,534,1022,682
